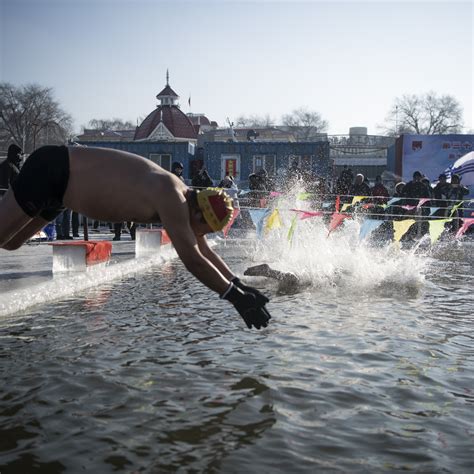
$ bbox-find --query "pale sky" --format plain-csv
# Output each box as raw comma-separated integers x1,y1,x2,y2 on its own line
1,0,472,135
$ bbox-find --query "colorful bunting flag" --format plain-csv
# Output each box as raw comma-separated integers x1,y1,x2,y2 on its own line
265,209,282,234
417,198,430,208
351,196,367,206
297,192,312,201
222,209,240,238
428,219,451,244
359,219,384,240
393,219,416,242
290,209,324,220
287,215,298,242
455,218,474,239
449,201,464,217
248,208,270,239
328,213,351,235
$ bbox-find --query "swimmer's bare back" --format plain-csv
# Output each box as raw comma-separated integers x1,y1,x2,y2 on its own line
64,147,187,223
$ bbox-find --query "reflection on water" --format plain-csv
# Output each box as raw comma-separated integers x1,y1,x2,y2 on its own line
0,235,473,472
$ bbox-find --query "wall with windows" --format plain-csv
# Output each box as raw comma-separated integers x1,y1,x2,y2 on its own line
203,141,330,186
74,139,331,186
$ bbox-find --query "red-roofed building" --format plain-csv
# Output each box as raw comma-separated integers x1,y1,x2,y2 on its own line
134,75,198,142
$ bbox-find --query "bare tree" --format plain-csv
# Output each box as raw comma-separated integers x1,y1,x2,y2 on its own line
0,82,73,153
281,107,329,141
86,118,136,131
234,114,275,127
382,91,463,136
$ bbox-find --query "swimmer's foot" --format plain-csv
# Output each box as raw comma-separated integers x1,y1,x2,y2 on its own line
244,264,272,277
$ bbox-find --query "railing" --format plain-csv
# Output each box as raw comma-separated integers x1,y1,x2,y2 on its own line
189,185,473,220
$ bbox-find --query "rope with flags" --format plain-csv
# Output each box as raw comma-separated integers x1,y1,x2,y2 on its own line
190,185,474,243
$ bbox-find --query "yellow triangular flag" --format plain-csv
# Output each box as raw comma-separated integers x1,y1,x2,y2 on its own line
287,215,297,242
297,192,311,201
428,219,452,244
351,196,366,206
265,209,282,234
341,203,351,212
393,219,416,242
449,201,463,217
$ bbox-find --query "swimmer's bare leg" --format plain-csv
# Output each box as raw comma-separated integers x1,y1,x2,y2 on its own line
3,216,50,250
0,189,35,250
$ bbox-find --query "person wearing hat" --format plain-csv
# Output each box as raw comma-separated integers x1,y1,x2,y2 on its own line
171,161,185,182
446,174,469,232
349,173,371,197
402,170,431,206
0,145,271,329
432,173,451,217
6,144,22,185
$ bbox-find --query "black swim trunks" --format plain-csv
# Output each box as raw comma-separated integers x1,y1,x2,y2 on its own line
11,145,70,221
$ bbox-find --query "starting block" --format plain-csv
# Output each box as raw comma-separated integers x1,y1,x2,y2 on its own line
135,228,171,257
50,240,112,272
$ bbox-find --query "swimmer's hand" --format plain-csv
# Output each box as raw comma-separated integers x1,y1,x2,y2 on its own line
221,283,271,330
231,277,270,306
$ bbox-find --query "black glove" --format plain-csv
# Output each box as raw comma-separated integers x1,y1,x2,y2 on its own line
231,277,270,306
221,283,271,329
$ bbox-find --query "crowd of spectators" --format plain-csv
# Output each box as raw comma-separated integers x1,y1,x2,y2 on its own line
237,163,471,238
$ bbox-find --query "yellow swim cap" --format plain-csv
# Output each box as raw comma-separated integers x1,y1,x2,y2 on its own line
197,188,234,232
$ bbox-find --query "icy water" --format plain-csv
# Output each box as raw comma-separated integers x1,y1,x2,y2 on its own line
0,230,473,473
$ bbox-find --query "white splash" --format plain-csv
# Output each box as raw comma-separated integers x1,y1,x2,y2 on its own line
242,186,427,295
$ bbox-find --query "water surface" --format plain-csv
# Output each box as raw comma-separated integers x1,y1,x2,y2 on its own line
0,236,473,473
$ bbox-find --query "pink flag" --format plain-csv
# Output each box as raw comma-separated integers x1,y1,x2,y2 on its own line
222,209,240,238
455,218,474,239
328,213,351,235
417,198,430,208
290,209,324,220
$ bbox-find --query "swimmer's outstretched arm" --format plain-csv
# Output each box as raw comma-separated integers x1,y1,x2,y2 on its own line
156,183,271,329
195,235,234,280
156,185,231,294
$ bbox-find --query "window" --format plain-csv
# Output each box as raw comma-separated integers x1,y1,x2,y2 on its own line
149,153,171,170
253,154,276,175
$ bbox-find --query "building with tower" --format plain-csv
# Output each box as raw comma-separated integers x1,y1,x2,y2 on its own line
75,72,331,185
134,72,200,142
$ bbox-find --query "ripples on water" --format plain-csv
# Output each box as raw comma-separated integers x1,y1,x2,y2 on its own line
0,228,473,473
